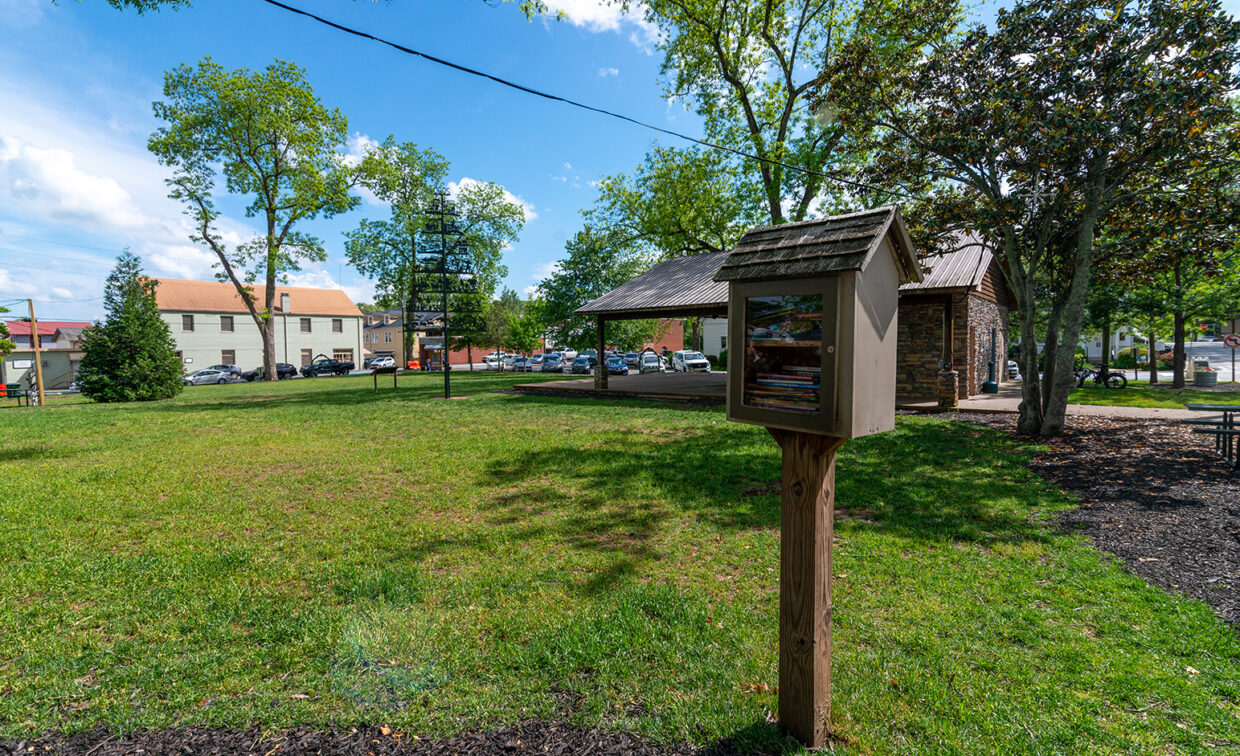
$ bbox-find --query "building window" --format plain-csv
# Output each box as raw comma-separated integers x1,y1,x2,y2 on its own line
300,348,313,366
300,318,311,333
332,318,343,333
333,349,354,363
721,335,727,350
182,314,194,331
220,315,234,332
221,349,235,365
384,332,392,343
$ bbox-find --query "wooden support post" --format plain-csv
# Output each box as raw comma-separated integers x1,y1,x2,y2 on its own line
595,316,608,390
28,299,45,407
768,428,845,749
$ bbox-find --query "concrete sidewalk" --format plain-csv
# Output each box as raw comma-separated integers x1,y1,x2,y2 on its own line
898,382,1200,420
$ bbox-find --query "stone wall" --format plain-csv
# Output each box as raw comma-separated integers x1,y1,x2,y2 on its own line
960,294,1009,397
896,300,945,401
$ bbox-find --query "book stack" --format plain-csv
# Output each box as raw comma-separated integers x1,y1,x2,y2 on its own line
744,366,820,413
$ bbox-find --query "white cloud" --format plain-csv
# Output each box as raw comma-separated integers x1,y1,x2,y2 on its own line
0,135,150,232
523,284,542,299
284,268,375,303
563,162,574,171
543,0,661,53
597,67,620,78
447,176,538,222
551,175,567,182
533,261,562,280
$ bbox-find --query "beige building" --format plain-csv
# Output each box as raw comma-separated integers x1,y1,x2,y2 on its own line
363,307,406,360
153,278,364,370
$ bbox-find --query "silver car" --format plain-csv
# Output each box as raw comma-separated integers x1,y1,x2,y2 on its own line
184,369,240,386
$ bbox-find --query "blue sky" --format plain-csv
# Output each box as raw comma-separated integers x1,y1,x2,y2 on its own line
0,0,685,320
2,0,1238,322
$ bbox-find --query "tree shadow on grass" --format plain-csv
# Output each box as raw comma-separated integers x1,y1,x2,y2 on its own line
457,414,1057,594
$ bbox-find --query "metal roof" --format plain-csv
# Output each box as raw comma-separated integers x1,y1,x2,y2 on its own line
900,237,992,293
715,206,922,284
575,251,731,319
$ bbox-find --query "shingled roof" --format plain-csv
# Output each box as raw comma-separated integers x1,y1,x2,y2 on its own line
714,206,922,284
575,251,731,319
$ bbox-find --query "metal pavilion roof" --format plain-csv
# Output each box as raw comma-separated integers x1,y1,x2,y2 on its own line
900,236,993,293
575,250,732,320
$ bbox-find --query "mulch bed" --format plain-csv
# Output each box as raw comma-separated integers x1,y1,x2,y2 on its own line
0,720,751,755
954,411,1240,624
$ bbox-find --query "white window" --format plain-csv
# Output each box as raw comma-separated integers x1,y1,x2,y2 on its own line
300,318,311,333
220,315,234,332
182,314,194,331
384,332,392,343
332,318,343,333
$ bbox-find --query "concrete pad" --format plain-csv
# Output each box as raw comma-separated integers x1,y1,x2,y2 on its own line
515,371,725,401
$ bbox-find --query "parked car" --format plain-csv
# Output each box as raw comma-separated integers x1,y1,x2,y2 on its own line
560,348,578,360
209,363,243,377
541,353,564,373
530,353,545,370
672,350,712,373
301,357,354,377
605,356,629,375
503,355,516,369
511,356,533,371
1007,360,1021,380
623,352,640,367
570,355,596,375
184,369,240,386
242,363,297,381
370,356,396,369
484,354,501,370
639,352,665,374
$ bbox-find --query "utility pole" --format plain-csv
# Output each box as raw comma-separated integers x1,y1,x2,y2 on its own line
28,299,45,406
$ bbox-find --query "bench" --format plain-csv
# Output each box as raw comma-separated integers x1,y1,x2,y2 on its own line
1183,404,1240,469
372,366,399,392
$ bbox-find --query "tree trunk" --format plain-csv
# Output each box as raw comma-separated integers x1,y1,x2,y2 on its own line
1016,305,1043,435
1037,220,1098,438
468,344,474,371
1148,319,1158,385
1173,310,1187,389
1100,319,1111,377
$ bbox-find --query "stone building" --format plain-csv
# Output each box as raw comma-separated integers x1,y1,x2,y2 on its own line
896,240,1014,401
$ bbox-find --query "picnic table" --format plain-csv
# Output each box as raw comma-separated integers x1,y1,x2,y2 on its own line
3,384,33,407
1183,403,1240,470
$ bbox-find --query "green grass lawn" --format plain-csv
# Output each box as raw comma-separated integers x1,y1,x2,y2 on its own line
1069,382,1240,409
3,373,1240,753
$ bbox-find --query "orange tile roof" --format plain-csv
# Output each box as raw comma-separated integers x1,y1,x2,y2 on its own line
150,278,362,317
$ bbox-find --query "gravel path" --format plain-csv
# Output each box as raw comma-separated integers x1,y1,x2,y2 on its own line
956,411,1240,624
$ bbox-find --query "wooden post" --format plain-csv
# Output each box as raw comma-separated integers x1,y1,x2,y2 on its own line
769,428,845,748
28,299,45,407
595,316,608,390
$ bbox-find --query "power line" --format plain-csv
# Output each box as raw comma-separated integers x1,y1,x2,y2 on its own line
256,0,914,201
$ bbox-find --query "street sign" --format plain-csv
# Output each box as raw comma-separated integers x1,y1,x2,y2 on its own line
1224,334,1240,348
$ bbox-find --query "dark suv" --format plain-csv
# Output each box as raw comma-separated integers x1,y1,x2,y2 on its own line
301,357,354,377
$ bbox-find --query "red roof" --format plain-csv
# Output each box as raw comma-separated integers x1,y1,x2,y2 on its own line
4,320,92,336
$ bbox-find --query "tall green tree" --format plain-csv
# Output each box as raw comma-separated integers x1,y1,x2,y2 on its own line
148,58,359,383
539,228,658,352
626,0,959,225
346,140,526,362
78,252,183,403
830,0,1240,436
587,146,760,259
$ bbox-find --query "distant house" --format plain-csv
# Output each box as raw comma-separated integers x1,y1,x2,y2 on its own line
151,278,363,370
2,320,92,390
